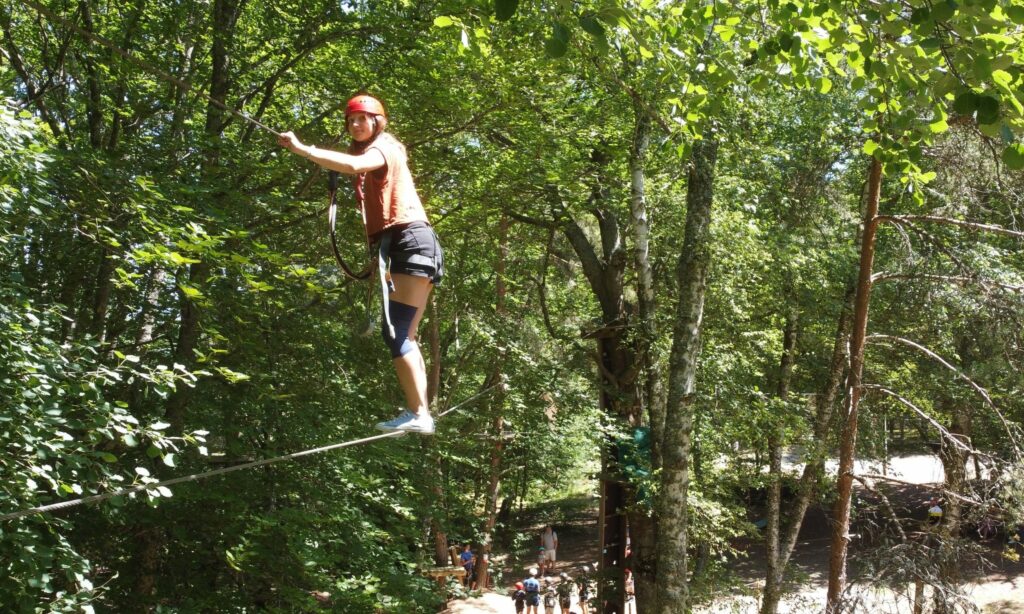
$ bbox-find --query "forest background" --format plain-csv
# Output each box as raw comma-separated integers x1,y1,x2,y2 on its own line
2,0,1024,612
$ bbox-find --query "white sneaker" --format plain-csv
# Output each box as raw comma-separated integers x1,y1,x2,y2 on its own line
375,410,435,435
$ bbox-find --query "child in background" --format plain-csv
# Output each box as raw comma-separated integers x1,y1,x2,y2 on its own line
624,568,636,614
577,565,592,614
511,581,527,614
543,578,557,612
556,572,574,614
459,544,476,588
523,569,541,614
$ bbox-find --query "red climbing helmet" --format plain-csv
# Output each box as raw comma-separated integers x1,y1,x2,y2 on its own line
345,94,386,118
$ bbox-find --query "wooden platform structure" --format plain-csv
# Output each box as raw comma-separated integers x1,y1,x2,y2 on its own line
422,565,466,587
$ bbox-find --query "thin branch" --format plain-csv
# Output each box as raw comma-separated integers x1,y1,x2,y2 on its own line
535,227,579,346
878,215,1024,239
866,334,1021,459
848,473,907,543
871,272,1024,293
900,220,971,275
506,210,555,229
595,59,673,135
854,473,984,507
862,385,978,457
408,103,501,151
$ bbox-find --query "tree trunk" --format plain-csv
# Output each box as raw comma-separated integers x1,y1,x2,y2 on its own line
627,103,658,609
629,105,660,454
78,0,104,148
775,284,855,580
476,214,510,590
934,336,972,613
89,247,115,344
425,293,449,567
132,0,241,600
655,137,718,614
826,156,883,612
761,306,799,614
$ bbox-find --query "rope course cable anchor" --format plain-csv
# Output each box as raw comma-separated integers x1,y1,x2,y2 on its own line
0,384,500,523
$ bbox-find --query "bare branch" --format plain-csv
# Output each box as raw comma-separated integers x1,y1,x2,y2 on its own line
854,473,984,507
867,334,1021,459
408,103,501,151
871,272,1024,293
535,227,581,347
862,385,978,457
506,210,555,229
878,215,1024,239
848,473,907,543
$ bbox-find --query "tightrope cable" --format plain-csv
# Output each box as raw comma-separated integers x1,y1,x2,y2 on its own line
0,384,500,522
18,0,282,138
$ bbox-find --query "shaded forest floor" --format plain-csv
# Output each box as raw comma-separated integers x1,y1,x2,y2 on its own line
716,478,1024,613
445,472,1024,613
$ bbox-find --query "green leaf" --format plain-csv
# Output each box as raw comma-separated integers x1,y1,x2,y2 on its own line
494,0,518,21
778,33,795,53
1008,6,1024,24
931,0,956,22
544,38,568,58
178,284,204,299
819,77,833,94
929,119,949,133
953,91,978,115
579,14,605,37
1002,144,1024,169
163,453,176,468
433,16,454,27
863,139,879,156
552,21,570,43
973,55,992,81
976,95,1000,124
992,69,1013,87
150,421,171,430
910,6,930,24
99,452,118,463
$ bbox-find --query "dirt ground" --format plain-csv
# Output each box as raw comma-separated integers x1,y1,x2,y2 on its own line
444,455,1024,613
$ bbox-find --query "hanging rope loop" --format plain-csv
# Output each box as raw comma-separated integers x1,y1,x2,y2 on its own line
327,171,373,280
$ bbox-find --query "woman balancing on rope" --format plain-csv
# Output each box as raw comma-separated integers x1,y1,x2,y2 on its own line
278,94,443,435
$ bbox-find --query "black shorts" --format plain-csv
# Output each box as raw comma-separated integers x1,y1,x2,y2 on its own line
381,221,444,285
526,593,540,606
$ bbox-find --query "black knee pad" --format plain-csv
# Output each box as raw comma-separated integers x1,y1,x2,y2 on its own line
381,300,418,358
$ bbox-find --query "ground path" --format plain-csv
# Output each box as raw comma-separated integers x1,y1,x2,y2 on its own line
443,455,1024,613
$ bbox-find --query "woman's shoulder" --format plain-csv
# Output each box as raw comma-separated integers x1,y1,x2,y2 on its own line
371,132,407,156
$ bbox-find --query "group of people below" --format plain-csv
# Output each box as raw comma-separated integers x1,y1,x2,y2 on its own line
510,565,635,614
457,524,636,613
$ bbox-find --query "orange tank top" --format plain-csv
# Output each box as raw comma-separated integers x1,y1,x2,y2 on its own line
355,134,428,238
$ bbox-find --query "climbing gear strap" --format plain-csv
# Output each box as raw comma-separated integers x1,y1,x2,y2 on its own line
377,230,396,339
327,171,372,281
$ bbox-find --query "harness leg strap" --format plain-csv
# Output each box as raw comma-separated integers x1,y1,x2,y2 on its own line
377,231,396,340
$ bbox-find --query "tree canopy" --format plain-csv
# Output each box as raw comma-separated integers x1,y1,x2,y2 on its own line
2,0,1023,612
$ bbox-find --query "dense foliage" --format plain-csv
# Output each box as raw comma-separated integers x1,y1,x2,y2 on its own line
2,0,1023,612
